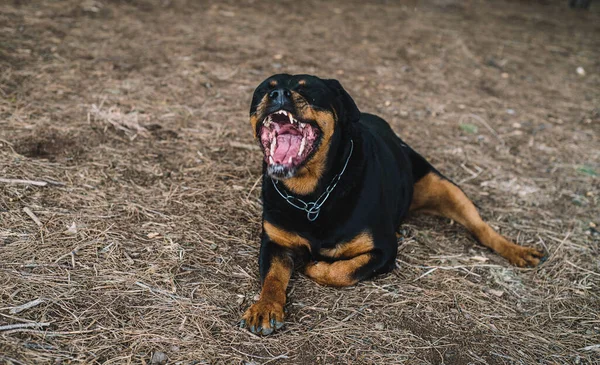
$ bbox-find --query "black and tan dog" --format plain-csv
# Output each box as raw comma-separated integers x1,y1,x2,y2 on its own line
240,74,546,335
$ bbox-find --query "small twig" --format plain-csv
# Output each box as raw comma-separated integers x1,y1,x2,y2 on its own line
230,347,289,360
553,231,571,255
458,163,484,185
42,178,66,186
0,356,26,365
0,313,39,323
397,259,503,270
135,281,190,301
565,261,600,277
229,141,259,151
54,240,99,267
413,267,438,281
263,353,292,365
0,178,47,187
0,322,50,331
579,344,600,351
246,175,262,201
0,138,17,154
1,328,95,336
341,306,366,322
9,298,44,314
459,113,504,145
23,207,43,227
490,352,517,361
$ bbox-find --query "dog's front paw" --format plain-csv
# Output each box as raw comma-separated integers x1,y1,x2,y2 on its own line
506,246,547,268
240,300,284,335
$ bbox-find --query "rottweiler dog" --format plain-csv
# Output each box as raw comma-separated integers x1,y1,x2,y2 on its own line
240,74,546,335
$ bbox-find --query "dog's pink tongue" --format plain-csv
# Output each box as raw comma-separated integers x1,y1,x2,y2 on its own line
273,134,301,164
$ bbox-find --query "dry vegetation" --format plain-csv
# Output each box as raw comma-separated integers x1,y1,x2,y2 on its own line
1,0,599,364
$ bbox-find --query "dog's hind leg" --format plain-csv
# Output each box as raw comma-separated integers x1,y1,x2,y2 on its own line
304,250,392,286
409,171,546,267
304,231,395,286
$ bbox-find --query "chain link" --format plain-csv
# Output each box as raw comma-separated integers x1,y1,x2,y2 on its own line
271,139,354,222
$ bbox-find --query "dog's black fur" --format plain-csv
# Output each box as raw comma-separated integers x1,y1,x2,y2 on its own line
241,74,545,335
256,75,432,279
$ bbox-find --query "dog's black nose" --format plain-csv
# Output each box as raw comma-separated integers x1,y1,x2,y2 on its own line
268,88,292,106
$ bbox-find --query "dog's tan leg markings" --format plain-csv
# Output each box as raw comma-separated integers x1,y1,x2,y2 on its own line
306,231,375,286
305,254,371,287
263,221,311,252
241,222,309,335
319,231,374,259
410,172,546,267
241,257,292,335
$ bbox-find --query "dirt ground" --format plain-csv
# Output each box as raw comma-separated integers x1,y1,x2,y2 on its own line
1,0,599,364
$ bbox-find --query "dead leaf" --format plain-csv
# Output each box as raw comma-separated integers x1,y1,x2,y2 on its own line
488,289,504,297
64,222,78,235
229,141,259,151
471,255,489,262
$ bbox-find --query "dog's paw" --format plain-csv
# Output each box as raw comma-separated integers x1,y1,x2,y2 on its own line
506,246,547,268
240,300,284,336
304,261,334,286
303,261,324,278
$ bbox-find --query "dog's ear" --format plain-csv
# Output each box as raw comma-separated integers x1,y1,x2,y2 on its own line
325,79,361,124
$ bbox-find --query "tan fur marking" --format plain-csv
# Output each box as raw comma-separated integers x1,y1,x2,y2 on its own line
319,232,374,259
241,257,291,333
263,221,311,252
304,254,371,287
410,172,545,267
269,80,278,87
249,115,259,138
259,257,291,305
250,95,269,138
298,79,306,86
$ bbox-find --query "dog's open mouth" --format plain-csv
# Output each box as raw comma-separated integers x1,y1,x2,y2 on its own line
259,110,320,177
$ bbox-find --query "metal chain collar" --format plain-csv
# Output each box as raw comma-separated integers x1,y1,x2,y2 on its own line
271,139,354,222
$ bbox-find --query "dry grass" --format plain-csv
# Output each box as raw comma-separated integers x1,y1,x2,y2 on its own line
1,0,599,364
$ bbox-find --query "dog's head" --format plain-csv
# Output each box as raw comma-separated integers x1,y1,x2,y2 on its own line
249,74,360,192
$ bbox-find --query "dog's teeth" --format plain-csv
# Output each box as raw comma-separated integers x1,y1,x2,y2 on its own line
270,137,276,156
288,156,293,164
300,123,306,129
269,156,274,164
298,135,306,156
288,113,294,124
